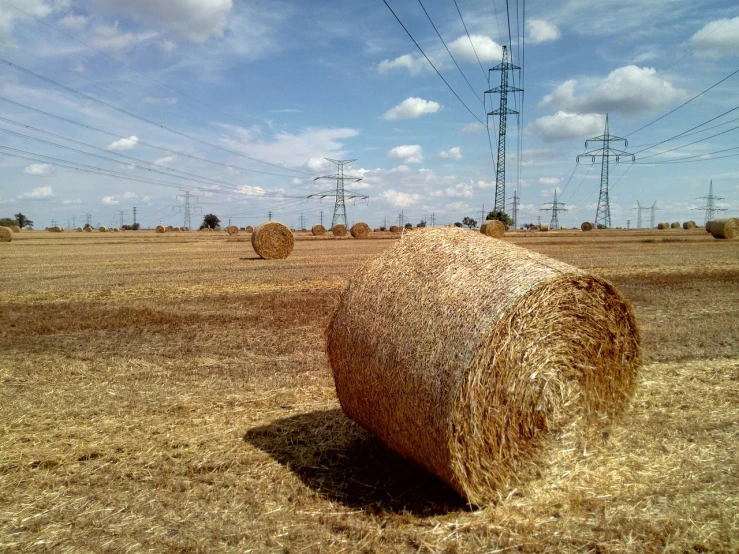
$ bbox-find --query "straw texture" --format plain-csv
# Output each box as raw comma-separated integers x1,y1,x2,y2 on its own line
312,224,326,236
155,225,165,233
581,222,593,232
389,225,401,233
332,224,347,237
670,222,680,229
76,227,83,232
350,222,371,239
227,225,239,236
480,220,505,238
326,227,641,506
84,227,92,232
539,223,549,232
707,217,739,239
657,222,669,229
245,226,254,233
0,226,11,242
683,221,696,230
251,221,295,259
10,225,20,233
52,226,63,232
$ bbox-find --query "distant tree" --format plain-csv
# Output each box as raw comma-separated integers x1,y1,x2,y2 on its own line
0,217,18,227
13,213,32,228
202,214,221,229
379,226,387,231
417,220,427,228
132,222,140,230
596,223,607,229
523,223,537,230
454,222,463,228
462,216,477,229
404,222,413,229
484,210,513,229
83,223,92,229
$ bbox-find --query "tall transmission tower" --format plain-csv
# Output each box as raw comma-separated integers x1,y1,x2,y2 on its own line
486,45,523,212
132,207,137,226
693,180,726,224
650,202,659,228
308,159,367,228
540,189,567,230
576,114,633,228
508,191,520,229
175,190,201,228
633,201,645,229
115,210,128,229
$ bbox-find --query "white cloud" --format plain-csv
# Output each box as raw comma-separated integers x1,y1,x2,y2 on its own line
18,186,54,199
23,163,54,176
62,199,82,205
446,183,474,198
439,147,462,160
57,13,88,32
381,189,421,207
96,0,232,42
142,96,177,105
107,136,139,151
460,122,486,134
476,180,495,189
448,34,502,62
123,191,138,199
102,196,119,205
528,111,604,142
73,62,85,73
387,144,423,164
382,97,440,120
539,177,562,186
142,195,152,202
446,201,470,213
154,156,176,166
376,54,428,75
235,185,265,196
690,17,739,58
527,20,561,45
540,186,562,198
88,22,141,51
0,1,54,43
539,66,689,117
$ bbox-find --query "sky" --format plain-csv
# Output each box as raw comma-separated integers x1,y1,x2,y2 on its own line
0,0,737,230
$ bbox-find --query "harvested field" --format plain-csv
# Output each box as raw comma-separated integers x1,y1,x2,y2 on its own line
0,228,737,553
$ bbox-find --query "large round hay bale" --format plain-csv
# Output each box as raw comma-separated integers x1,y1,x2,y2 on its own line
245,225,254,233
350,222,371,239
480,219,506,238
670,222,680,229
226,225,239,236
84,226,92,232
76,227,83,232
389,225,401,233
683,221,696,230
251,221,294,259
0,226,11,242
10,225,20,233
539,222,549,232
657,222,669,230
707,217,739,239
332,224,347,237
99,226,108,232
311,224,326,236
326,227,640,506
155,225,166,233
581,222,593,232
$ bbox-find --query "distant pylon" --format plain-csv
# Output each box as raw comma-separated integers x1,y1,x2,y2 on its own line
650,202,659,228
633,201,644,229
508,191,520,229
540,189,567,230
577,114,634,228
174,190,201,228
693,180,726,224
308,159,367,228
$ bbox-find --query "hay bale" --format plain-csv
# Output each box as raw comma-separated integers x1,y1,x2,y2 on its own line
0,226,11,242
311,224,326,236
350,222,371,239
539,223,549,232
332,224,347,237
326,227,641,506
113,228,120,232
707,217,739,239
227,225,239,236
155,225,166,233
389,225,401,233
251,221,295,259
84,227,92,232
10,225,20,233
215,226,222,232
373,228,380,232
77,227,83,232
480,219,506,238
657,222,669,230
99,226,108,232
581,222,594,232
682,221,696,230
245,225,254,233
52,226,63,233
670,222,680,229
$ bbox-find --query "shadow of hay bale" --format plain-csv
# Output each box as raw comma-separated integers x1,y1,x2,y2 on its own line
244,409,467,515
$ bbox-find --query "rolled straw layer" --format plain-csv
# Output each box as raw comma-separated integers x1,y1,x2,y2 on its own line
707,217,739,239
350,222,370,239
332,224,347,237
326,227,640,505
251,221,294,259
581,221,593,232
312,224,326,236
0,226,11,242
480,220,505,238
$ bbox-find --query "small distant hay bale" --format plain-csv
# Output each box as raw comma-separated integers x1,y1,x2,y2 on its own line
332,224,347,237
155,225,166,233
10,225,20,233
76,227,83,232
539,223,550,232
561,226,568,230
373,228,380,232
99,226,108,232
251,221,294,259
670,222,680,229
215,226,222,232
683,221,696,230
581,222,594,232
113,228,120,232
350,222,371,239
389,225,401,233
312,224,326,236
480,220,505,238
707,217,739,240
84,227,92,232
245,225,254,233
227,225,239,236
657,222,670,230
52,226,63,233
326,227,641,506
0,226,12,242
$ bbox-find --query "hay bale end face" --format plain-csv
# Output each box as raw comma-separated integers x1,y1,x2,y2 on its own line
245,225,254,233
657,222,670,230
350,222,371,239
539,222,549,232
10,225,20,233
683,221,696,230
480,219,506,238
707,217,739,240
332,224,347,237
581,222,594,232
326,227,641,506
311,224,326,236
0,226,12,242
251,221,295,259
155,225,166,233
227,225,239,236
670,222,680,229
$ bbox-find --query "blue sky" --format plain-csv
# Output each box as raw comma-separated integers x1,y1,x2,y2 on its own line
0,0,737,229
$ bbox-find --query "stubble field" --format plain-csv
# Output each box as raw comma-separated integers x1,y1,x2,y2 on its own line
0,228,737,553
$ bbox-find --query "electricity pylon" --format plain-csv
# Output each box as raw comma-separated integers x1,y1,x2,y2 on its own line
308,159,367,228
576,114,633,228
486,45,522,212
633,201,645,229
650,202,659,228
508,191,520,229
174,190,201,228
540,189,567,230
693,180,726,224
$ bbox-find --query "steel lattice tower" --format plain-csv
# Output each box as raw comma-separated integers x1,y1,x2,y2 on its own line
308,159,367,228
486,46,522,212
650,202,658,228
576,114,633,228
693,180,726,224
633,201,644,229
175,190,201,228
508,191,520,229
540,189,567,230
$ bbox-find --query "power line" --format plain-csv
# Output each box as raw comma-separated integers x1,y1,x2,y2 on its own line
380,0,484,124
636,123,739,160
453,0,488,82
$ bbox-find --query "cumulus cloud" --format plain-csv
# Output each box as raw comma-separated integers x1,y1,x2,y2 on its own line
123,191,138,199
154,156,176,166
539,177,562,186
102,196,119,205
439,147,462,160
376,53,428,75
88,22,147,51
527,20,561,44
382,97,440,120
460,122,486,134
539,66,688,117
18,186,53,199
446,183,474,198
62,199,82,205
448,34,502,62
23,163,54,176
57,13,88,32
540,186,562,198
107,136,139,151
381,189,421,207
528,111,604,142
690,17,739,58
387,144,423,164
142,96,177,105
235,185,266,196
0,1,54,43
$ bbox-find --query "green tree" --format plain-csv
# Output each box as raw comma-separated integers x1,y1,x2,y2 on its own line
404,222,412,229
202,214,221,229
454,222,463,228
462,216,477,229
484,210,513,229
417,220,427,228
0,217,18,227
14,213,32,228
596,223,607,229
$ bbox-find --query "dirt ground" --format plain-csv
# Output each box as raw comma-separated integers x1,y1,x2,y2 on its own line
1,227,737,553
